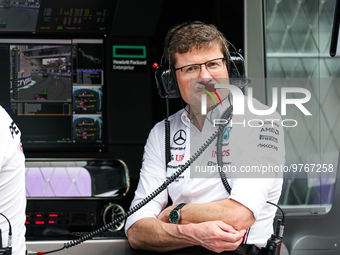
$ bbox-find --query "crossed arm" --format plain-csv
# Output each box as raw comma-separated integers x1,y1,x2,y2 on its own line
127,198,255,253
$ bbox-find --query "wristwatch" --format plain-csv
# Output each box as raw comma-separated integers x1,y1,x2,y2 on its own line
169,203,187,224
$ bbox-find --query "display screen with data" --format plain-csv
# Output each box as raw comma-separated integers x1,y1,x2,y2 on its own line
0,0,115,34
0,38,106,152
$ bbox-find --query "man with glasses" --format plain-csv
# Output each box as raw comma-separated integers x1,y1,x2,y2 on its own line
125,21,285,255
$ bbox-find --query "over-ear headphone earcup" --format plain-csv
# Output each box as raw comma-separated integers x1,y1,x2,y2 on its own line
154,64,181,98
228,52,250,88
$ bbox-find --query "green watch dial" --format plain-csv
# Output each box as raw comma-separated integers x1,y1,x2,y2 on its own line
169,203,186,224
169,210,179,223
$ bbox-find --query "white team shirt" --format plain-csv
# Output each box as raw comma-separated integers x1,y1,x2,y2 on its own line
0,106,26,255
125,97,285,247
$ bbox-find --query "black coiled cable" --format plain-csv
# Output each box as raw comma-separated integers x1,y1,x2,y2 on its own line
42,106,234,254
165,118,171,167
165,98,172,167
216,107,233,194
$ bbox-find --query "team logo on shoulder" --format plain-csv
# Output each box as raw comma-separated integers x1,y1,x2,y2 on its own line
173,129,186,145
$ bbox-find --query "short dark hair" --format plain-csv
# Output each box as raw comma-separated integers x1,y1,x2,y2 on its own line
164,21,229,67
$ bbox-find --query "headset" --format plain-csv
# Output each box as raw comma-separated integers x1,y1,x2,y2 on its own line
153,22,249,99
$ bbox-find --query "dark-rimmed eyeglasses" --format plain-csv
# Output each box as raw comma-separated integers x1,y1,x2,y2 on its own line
174,58,226,78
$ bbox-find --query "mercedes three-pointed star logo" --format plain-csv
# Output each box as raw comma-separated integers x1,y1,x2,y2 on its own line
173,129,186,145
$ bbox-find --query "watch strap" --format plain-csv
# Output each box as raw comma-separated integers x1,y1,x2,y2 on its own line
174,203,187,211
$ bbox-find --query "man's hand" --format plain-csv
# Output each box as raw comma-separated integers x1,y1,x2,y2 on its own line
158,205,247,253
181,220,246,253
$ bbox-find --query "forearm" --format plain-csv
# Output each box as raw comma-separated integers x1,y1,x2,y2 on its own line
180,199,255,230
127,217,246,253
127,217,195,252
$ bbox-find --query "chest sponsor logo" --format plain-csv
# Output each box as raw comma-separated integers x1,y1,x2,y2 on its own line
263,121,279,128
167,164,185,169
173,129,186,145
259,135,278,143
166,172,184,182
174,154,184,161
170,146,186,151
257,143,278,151
207,161,232,166
260,127,279,135
222,127,232,142
211,149,230,158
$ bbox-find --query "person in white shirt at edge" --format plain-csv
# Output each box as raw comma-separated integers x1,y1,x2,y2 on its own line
125,21,285,255
0,106,26,255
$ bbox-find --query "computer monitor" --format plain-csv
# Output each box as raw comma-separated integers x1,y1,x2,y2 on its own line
0,38,106,152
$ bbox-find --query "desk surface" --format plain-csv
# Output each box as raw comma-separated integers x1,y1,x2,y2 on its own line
26,239,290,255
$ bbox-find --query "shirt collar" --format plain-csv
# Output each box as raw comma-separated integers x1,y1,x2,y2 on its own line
180,105,191,127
